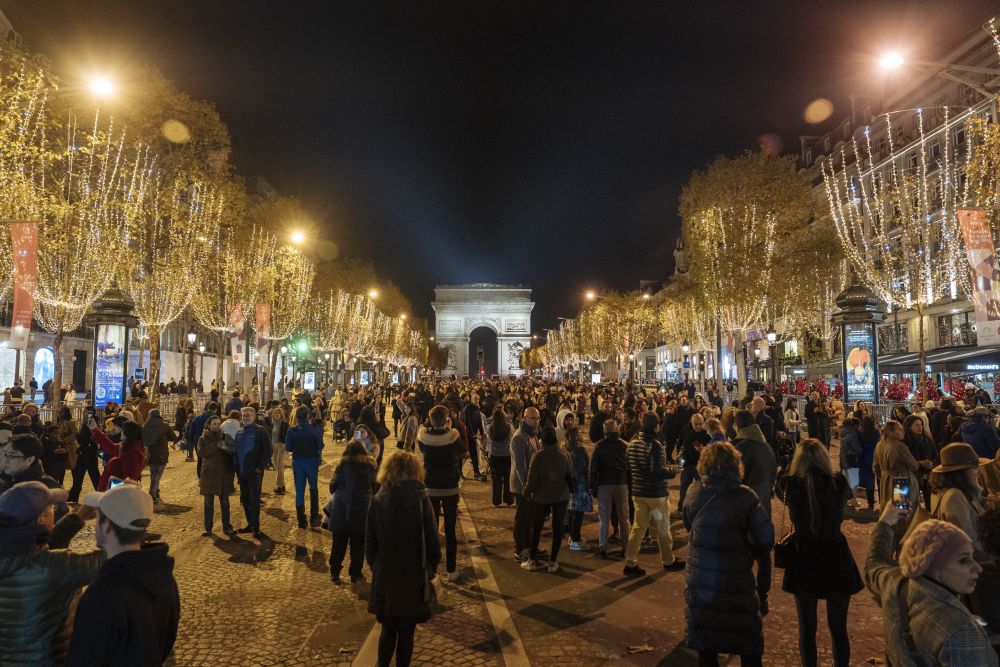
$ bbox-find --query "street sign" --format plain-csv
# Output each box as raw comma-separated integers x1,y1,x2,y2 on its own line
134,368,146,381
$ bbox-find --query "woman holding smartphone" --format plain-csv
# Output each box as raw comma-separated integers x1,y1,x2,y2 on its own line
873,420,919,516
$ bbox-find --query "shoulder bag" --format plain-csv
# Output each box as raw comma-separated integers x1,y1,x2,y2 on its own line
772,488,795,569
419,501,440,609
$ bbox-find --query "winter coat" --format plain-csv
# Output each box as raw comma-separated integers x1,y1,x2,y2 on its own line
94,430,145,491
0,462,68,520
329,455,376,535
873,437,919,511
232,423,272,477
523,443,572,504
417,426,464,496
589,435,629,491
960,417,1000,459
733,425,778,517
509,426,538,495
930,408,956,447
197,430,236,497
627,432,673,498
398,414,420,449
678,427,710,470
0,517,103,666
864,521,997,667
488,424,512,458
774,472,863,598
838,425,863,470
567,445,592,512
931,486,986,559
284,422,324,460
904,431,938,464
142,414,174,467
366,479,441,624
65,543,179,667
682,468,774,657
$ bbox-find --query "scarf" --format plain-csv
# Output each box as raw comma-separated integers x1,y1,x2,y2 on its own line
519,421,537,437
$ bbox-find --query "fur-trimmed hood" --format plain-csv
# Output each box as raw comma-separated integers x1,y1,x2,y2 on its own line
417,426,460,447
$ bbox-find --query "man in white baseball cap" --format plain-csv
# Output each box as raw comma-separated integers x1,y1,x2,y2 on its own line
65,484,179,666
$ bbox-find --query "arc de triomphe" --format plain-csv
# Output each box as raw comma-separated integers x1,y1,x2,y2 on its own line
431,284,533,377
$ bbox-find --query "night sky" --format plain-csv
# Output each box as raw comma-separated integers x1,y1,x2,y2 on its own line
3,1,996,333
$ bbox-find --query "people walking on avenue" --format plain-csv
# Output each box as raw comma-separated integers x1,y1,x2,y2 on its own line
142,409,174,503
270,406,289,496
285,406,324,528
565,419,592,551
327,440,376,583
521,426,572,573
511,407,541,562
65,484,180,667
366,450,440,667
623,412,684,576
233,407,272,538
417,405,465,581
683,441,774,667
197,415,236,536
732,409,777,614
589,416,630,559
487,405,514,507
775,438,863,667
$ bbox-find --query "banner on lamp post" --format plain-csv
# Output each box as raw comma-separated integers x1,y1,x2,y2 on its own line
958,208,1000,347
255,304,271,362
8,222,39,350
229,305,245,364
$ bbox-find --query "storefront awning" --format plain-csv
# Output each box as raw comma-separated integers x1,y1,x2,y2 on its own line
880,346,1000,374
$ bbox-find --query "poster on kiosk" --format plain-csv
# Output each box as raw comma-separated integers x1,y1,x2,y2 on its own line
94,324,127,408
843,322,876,404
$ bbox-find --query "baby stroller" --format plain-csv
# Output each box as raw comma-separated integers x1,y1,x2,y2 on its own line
332,410,352,442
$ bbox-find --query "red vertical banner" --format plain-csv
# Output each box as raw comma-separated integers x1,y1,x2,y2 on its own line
254,303,271,363
957,208,1000,347
8,222,39,350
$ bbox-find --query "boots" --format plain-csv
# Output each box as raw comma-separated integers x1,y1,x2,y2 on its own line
309,491,321,527
296,505,307,529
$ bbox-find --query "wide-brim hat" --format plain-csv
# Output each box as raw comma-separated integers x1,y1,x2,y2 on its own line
933,442,991,473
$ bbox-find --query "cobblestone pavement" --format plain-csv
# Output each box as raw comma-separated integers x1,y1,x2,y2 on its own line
67,424,888,666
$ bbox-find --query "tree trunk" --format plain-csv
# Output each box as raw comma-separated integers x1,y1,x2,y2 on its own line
267,341,280,403
137,338,146,373
148,326,161,402
736,338,748,399
918,305,926,403
215,332,226,394
52,329,64,414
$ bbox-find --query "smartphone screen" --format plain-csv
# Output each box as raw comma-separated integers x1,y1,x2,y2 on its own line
892,477,910,510
678,457,686,470
108,476,125,489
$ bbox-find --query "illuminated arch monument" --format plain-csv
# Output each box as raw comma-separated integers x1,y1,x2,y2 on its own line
432,284,533,377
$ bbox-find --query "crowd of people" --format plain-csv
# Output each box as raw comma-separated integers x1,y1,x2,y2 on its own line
4,374,1000,665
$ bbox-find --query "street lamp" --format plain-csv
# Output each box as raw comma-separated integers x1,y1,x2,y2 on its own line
290,229,305,245
766,323,777,386
324,352,330,384
197,342,206,386
753,346,762,381
186,328,197,391
876,50,1000,102
585,290,596,301
88,76,115,98
368,289,379,299
681,339,690,354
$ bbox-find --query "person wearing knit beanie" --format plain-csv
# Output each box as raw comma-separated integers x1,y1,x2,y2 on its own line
900,518,981,594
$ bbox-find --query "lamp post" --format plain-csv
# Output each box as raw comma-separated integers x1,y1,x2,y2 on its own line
766,323,777,387
186,328,197,392
753,346,762,381
197,342,206,387
324,352,330,386
279,345,288,398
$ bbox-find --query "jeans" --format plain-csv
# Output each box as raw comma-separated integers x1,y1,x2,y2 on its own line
292,457,320,517
272,442,287,490
512,492,534,554
203,493,231,532
330,532,365,579
530,500,567,562
596,485,630,549
378,620,416,667
238,471,263,530
430,494,458,573
794,594,851,667
68,452,101,502
148,464,166,499
624,496,675,566
489,456,513,505
699,652,761,667
569,510,584,542
677,466,699,510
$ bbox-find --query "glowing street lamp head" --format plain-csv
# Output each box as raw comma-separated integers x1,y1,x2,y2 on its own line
879,52,904,70
290,230,305,245
368,289,379,299
400,313,407,320
585,290,596,301
89,76,115,98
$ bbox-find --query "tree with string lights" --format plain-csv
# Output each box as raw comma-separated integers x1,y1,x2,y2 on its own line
261,245,314,401
823,107,975,400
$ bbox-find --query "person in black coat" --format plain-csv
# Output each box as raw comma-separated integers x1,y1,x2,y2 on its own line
683,441,773,666
366,450,440,667
328,441,377,583
774,438,863,667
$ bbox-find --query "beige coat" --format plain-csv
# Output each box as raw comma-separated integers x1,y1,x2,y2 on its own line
931,486,985,559
874,436,920,509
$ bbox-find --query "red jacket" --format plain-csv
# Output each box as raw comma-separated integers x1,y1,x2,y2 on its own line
92,428,146,490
